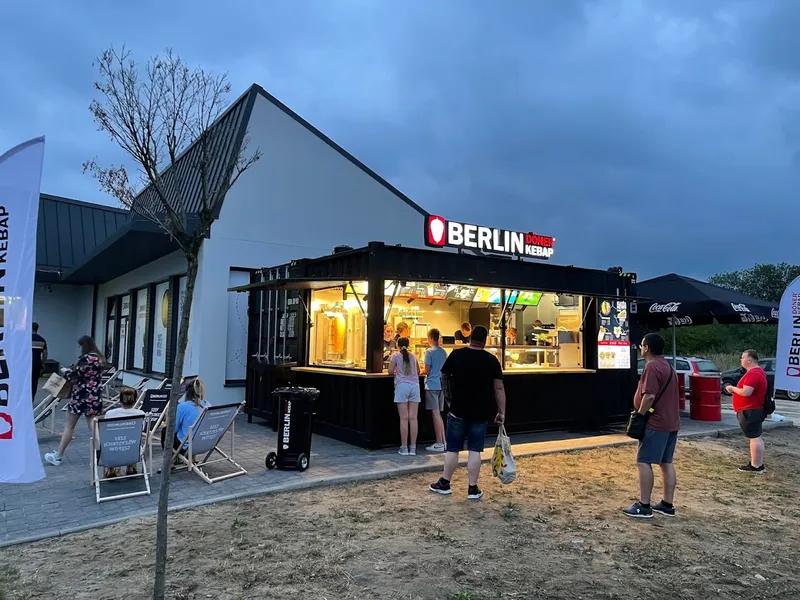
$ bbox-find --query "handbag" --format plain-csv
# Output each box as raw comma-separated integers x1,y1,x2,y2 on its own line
43,373,68,397
492,425,517,484
626,366,675,440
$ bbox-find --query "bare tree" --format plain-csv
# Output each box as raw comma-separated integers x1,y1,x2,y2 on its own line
84,47,259,600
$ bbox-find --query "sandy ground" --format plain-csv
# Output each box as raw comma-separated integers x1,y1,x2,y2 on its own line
3,428,800,600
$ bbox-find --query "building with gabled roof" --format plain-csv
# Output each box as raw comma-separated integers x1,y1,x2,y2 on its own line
40,84,430,404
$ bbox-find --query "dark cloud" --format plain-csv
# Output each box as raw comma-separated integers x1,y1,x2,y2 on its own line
0,0,796,279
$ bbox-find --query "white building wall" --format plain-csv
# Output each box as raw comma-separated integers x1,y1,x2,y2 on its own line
32,282,93,367
196,93,428,405
92,250,195,374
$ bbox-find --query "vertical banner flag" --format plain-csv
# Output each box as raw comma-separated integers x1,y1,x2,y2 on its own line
0,137,46,483
775,276,800,395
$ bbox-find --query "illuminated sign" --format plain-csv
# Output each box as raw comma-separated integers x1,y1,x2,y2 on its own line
425,215,555,260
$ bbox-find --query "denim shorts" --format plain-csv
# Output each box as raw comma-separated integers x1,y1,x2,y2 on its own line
637,429,678,465
446,414,487,453
394,381,421,403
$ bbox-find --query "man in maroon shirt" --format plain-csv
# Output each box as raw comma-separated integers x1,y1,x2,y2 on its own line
624,333,680,519
725,349,769,474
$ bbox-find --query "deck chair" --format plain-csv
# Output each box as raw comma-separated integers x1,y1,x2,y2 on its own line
143,375,194,449
133,377,168,410
91,414,151,503
33,393,62,435
100,368,123,404
170,402,246,484
101,376,153,412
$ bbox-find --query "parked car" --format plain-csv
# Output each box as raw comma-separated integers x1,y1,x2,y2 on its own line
720,358,800,401
637,356,720,397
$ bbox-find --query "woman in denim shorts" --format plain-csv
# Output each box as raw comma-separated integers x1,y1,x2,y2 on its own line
388,337,421,456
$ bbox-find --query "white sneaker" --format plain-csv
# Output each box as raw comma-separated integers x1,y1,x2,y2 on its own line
398,447,410,456
426,443,446,453
44,452,62,466
409,447,417,456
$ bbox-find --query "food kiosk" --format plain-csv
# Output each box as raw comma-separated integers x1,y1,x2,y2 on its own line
234,219,638,449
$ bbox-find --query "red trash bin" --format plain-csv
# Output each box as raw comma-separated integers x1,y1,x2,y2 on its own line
676,372,686,412
689,374,722,422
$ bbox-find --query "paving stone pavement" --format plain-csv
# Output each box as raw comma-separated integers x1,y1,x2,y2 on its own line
1,386,792,548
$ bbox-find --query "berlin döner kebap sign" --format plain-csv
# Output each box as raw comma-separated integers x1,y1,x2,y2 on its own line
425,215,555,260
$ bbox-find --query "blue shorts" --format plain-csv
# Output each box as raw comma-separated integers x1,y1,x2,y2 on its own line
446,414,487,453
637,429,678,465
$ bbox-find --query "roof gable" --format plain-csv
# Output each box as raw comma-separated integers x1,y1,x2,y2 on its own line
129,83,427,222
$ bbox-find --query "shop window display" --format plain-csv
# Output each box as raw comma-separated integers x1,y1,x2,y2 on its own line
308,283,368,370
382,282,584,371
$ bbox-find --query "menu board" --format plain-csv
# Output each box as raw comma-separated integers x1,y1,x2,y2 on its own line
515,291,542,306
597,299,631,369
445,285,478,301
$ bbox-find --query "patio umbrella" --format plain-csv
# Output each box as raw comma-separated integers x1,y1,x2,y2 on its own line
635,273,779,366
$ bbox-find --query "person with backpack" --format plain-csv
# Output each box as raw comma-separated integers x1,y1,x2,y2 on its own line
725,349,771,474
624,333,680,519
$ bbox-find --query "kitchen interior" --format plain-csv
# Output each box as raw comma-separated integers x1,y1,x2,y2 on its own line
308,281,585,371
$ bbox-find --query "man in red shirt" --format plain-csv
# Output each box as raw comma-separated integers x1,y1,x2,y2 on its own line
725,349,769,474
624,333,680,519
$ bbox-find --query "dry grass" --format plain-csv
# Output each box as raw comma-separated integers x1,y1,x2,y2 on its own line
3,428,800,599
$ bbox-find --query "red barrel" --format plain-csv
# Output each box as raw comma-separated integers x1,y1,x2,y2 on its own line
677,372,686,412
689,374,722,421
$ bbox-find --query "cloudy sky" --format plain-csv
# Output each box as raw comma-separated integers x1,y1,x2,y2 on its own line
0,0,796,279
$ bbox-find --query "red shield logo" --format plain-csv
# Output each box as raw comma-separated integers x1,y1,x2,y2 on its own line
427,215,446,247
0,412,12,440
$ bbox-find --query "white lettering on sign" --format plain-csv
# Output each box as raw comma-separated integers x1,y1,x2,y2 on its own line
282,399,292,446
731,303,750,313
649,302,681,313
426,215,555,260
668,316,693,326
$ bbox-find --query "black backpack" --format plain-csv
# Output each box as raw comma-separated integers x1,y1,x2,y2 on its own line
764,393,776,416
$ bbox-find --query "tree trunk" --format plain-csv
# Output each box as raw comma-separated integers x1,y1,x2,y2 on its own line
153,252,199,600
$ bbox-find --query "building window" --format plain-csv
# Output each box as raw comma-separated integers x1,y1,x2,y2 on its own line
505,291,583,370
105,298,117,363
382,283,584,371
133,287,149,370
151,281,170,373
308,283,368,370
118,295,130,370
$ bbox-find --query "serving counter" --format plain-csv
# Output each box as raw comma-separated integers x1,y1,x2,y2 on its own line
239,242,640,450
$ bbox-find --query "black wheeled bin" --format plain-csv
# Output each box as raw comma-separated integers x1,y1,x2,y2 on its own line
265,387,319,471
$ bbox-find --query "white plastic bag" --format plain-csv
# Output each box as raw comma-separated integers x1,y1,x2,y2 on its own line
492,425,516,484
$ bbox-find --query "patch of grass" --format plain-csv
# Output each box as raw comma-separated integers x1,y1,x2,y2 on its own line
231,517,247,530
0,565,21,600
449,593,481,600
500,501,520,521
712,492,734,506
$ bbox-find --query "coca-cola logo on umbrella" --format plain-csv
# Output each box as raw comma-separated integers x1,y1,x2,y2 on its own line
649,302,681,313
668,316,693,326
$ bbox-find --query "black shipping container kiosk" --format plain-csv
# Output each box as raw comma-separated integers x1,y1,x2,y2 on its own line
234,241,639,450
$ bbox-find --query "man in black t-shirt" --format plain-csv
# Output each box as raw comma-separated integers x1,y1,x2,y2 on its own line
429,326,506,500
32,322,47,400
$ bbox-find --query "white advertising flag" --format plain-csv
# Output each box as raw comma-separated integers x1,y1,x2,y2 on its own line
775,276,800,396
0,137,46,483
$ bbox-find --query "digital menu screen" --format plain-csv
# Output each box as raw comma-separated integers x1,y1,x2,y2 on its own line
597,299,631,369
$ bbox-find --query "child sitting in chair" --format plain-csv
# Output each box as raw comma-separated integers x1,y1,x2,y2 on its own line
104,387,145,477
